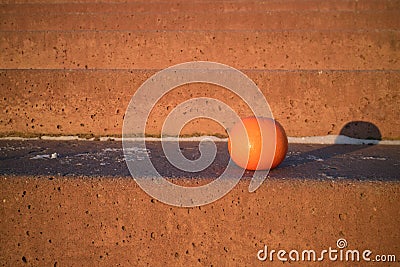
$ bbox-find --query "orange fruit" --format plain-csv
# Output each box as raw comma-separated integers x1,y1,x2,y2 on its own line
228,117,288,170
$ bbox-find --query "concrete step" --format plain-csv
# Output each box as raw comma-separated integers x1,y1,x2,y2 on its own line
1,140,399,180
1,0,399,13
1,31,399,70
2,10,399,31
1,69,399,138
0,2,399,265
1,175,398,266
0,139,399,265
0,0,399,139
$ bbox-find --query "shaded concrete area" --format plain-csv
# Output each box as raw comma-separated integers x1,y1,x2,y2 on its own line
0,140,398,181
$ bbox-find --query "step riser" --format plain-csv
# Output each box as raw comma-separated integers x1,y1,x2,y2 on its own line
2,12,399,31
2,31,399,70
1,1,399,139
1,177,399,266
2,1,399,13
1,70,398,138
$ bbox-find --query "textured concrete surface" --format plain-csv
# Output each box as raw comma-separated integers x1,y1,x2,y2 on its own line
2,11,399,31
1,0,399,139
1,0,399,12
1,70,399,138
1,176,399,266
1,140,399,266
1,2,399,266
1,1,400,266
2,31,399,70
0,140,399,181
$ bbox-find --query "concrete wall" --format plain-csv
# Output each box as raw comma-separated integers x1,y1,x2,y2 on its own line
1,0,399,138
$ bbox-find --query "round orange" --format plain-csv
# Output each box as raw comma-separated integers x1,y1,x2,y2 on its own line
228,117,288,170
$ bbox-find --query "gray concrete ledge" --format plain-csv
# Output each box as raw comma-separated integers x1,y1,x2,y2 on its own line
1,140,398,181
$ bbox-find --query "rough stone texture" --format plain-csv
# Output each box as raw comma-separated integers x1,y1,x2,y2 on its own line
1,141,399,265
0,177,399,266
1,11,399,31
1,0,399,11
1,70,399,138
0,0,399,139
1,31,399,70
1,2,400,266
